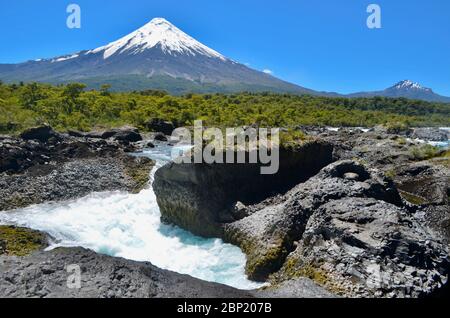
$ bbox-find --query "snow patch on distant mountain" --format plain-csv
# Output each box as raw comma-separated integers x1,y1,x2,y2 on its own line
86,18,227,61
391,80,432,92
52,54,80,63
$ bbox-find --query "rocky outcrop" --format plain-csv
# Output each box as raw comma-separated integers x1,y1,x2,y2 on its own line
224,160,403,282
20,125,62,143
0,247,254,298
0,128,154,211
76,126,143,143
153,140,334,237
276,195,448,297
255,278,337,298
0,244,335,298
146,119,176,136
395,162,449,206
0,156,153,211
154,151,449,297
153,132,169,142
412,128,449,142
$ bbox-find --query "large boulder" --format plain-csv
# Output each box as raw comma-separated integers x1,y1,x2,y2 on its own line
146,119,176,136
153,140,334,237
113,127,142,143
20,125,61,143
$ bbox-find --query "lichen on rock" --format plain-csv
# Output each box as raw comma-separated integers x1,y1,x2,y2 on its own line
0,226,49,256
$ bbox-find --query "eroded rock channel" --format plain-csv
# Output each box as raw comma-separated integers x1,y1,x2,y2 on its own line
0,125,449,298
154,128,449,298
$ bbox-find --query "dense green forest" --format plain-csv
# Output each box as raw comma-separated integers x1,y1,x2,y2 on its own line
0,81,449,133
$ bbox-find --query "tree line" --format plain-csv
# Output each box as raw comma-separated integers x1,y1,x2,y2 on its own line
0,81,449,133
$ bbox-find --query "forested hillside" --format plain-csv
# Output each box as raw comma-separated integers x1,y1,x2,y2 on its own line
1,81,449,133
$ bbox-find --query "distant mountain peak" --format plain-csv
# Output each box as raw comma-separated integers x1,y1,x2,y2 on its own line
87,17,227,60
348,79,450,103
391,80,432,92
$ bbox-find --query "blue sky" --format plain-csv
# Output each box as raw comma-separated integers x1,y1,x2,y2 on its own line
0,0,449,95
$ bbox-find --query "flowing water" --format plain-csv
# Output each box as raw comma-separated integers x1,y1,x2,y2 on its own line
0,144,262,290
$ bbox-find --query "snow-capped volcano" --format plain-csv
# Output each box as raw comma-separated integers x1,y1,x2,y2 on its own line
0,18,313,95
88,18,226,61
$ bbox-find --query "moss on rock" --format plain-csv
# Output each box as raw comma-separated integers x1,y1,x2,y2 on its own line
399,190,428,205
278,258,348,296
123,156,155,193
0,226,48,256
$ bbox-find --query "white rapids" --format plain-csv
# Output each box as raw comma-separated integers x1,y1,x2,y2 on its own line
0,145,262,290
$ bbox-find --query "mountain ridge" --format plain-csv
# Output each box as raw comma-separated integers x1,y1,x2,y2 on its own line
0,18,449,102
0,18,317,96
347,80,450,103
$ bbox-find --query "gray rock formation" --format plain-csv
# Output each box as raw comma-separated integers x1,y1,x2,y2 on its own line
0,246,335,298
255,278,337,298
395,162,449,206
0,247,254,298
154,156,449,297
20,125,62,143
277,196,448,297
146,118,176,136
412,128,449,142
153,140,333,237
0,129,154,211
224,160,403,282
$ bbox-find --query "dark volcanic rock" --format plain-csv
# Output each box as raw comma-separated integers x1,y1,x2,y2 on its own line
395,162,449,206
154,146,448,297
113,128,143,143
84,126,143,143
146,118,176,136
224,160,403,282
256,278,337,298
0,129,154,211
0,156,154,211
0,247,254,298
67,130,86,138
0,239,5,255
277,197,448,298
412,128,449,142
20,125,61,142
154,140,334,237
153,132,169,142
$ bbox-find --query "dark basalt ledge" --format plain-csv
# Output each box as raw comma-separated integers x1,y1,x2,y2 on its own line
0,245,335,298
0,247,253,298
153,140,334,238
